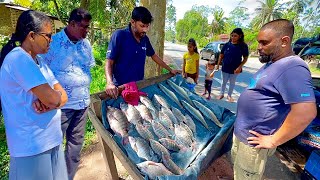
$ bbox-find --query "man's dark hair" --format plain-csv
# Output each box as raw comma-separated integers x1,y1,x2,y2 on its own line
68,8,92,23
131,6,153,24
261,19,294,40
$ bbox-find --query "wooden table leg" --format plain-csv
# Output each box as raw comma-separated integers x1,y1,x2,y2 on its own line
98,134,119,180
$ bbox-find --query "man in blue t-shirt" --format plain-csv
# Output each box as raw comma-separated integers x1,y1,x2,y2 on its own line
105,6,179,98
232,19,317,179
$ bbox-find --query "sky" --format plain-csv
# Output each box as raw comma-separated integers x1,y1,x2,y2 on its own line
172,0,288,23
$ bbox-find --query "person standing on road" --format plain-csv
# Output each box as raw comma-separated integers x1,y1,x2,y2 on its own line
232,19,316,180
202,60,216,100
41,8,95,180
216,28,249,102
105,6,180,99
0,10,68,179
182,38,200,84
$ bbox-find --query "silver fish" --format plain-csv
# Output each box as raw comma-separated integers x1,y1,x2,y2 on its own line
129,136,155,161
183,114,196,134
181,100,210,130
107,106,129,129
136,124,155,141
180,122,195,141
167,79,194,105
135,103,153,123
140,96,158,119
153,94,170,110
171,107,185,123
150,139,170,157
174,124,193,148
151,121,171,139
120,102,143,125
161,108,179,124
158,111,174,131
107,113,128,138
158,83,183,108
159,138,181,151
137,161,173,179
162,154,183,175
192,100,223,128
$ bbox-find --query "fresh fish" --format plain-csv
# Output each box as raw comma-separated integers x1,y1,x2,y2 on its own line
128,136,155,161
153,94,170,110
167,79,194,105
162,154,183,175
183,114,196,134
158,111,174,131
150,139,170,157
159,138,181,151
151,121,171,139
120,102,143,125
174,124,193,148
171,107,185,123
192,100,224,128
181,100,210,130
140,96,158,119
107,112,128,137
136,124,155,141
158,83,183,108
137,161,173,179
107,106,129,129
135,103,153,123
161,108,179,124
180,122,195,141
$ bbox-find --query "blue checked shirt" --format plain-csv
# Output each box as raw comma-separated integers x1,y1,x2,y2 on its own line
41,29,95,109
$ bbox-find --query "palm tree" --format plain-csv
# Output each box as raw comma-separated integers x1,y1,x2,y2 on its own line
253,0,283,29
211,7,227,36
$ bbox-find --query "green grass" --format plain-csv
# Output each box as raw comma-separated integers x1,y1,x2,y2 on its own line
0,114,9,180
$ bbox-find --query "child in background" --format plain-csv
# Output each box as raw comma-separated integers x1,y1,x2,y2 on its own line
182,38,200,83
202,60,216,100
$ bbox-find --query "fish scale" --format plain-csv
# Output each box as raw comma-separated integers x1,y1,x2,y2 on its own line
180,122,195,141
107,113,128,137
167,79,194,106
150,139,170,157
159,138,181,151
181,100,210,130
137,161,173,179
192,100,224,128
151,121,171,139
107,106,129,130
161,108,179,124
162,154,183,175
136,124,155,141
171,107,185,123
153,94,170,109
120,102,143,125
174,124,193,148
135,103,153,123
158,83,183,108
140,96,158,119
158,111,174,131
183,114,196,134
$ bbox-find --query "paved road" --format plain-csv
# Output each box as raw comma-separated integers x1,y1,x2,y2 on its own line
164,42,300,180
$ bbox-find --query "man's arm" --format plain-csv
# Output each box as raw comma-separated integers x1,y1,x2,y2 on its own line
151,54,180,74
247,102,316,148
105,59,118,99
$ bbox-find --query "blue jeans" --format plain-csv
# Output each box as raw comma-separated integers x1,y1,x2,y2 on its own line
61,108,88,180
9,145,67,180
220,72,238,96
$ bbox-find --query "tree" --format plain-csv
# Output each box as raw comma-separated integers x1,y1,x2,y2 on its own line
228,6,249,28
253,0,283,29
165,1,176,42
211,6,227,36
140,0,166,78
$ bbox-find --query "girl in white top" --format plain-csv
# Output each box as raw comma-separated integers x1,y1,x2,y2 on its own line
202,60,216,100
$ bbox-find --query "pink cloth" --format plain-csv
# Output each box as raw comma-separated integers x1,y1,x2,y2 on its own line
121,82,147,106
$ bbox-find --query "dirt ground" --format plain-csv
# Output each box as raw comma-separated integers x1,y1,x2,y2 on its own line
74,136,234,180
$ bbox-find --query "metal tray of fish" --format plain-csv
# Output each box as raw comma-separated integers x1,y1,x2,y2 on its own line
101,75,235,180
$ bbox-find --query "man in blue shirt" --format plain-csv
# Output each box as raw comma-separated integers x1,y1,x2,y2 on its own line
105,6,179,98
232,19,317,179
42,8,94,180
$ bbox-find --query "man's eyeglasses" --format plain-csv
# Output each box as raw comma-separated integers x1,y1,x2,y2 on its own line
36,32,52,44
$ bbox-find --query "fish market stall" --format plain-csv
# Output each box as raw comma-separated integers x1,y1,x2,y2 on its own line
88,74,235,179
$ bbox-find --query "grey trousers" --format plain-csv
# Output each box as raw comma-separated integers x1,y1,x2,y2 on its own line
61,108,88,180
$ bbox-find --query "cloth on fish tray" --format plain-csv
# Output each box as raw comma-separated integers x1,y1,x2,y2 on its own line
121,81,147,105
101,75,235,180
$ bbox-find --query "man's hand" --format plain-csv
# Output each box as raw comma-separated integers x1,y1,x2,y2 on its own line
215,65,219,71
32,99,52,113
105,83,119,99
234,66,242,74
247,130,277,149
170,69,181,75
